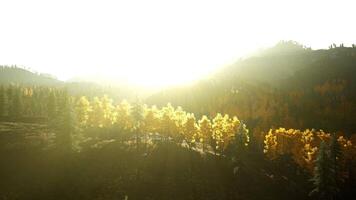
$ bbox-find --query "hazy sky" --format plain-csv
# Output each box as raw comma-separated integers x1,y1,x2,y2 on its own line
0,0,355,87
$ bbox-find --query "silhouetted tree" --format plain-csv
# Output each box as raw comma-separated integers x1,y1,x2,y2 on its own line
330,133,343,192
131,99,144,149
0,86,5,116
12,89,23,118
55,92,75,151
310,141,339,200
6,85,14,116
47,90,57,119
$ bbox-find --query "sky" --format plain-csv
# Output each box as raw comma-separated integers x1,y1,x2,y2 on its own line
0,0,355,88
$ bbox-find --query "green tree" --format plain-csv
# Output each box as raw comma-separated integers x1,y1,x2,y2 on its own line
55,92,75,151
47,90,57,119
0,86,5,117
231,122,249,156
6,86,14,116
131,99,144,149
329,133,343,190
12,88,23,118
310,141,338,200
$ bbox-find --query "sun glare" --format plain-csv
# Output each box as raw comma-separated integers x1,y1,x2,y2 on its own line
0,0,355,88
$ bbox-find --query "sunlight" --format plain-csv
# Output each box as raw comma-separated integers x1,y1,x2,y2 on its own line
1,1,356,199
0,0,355,88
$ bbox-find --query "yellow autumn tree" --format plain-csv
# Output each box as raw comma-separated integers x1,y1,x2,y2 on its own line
183,113,198,147
159,103,178,140
100,95,115,127
263,128,354,173
88,97,104,127
114,100,133,131
75,96,91,127
173,106,187,142
212,113,228,153
198,115,212,151
141,105,160,134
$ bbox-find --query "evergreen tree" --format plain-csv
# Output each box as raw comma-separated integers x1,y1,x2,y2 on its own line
12,88,23,118
7,85,14,116
330,133,343,189
131,99,144,149
55,92,75,151
47,90,57,119
310,141,339,200
0,86,5,117
233,122,250,154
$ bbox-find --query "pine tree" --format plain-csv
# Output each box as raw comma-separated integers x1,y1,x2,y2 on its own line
233,122,250,154
310,141,339,200
55,92,75,151
12,88,23,118
330,133,343,191
47,90,57,119
0,86,5,117
7,86,14,116
131,99,144,149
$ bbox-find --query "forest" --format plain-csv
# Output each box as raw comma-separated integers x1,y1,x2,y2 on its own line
1,42,356,200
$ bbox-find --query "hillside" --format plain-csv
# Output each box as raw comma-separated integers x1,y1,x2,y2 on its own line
1,43,356,199
0,66,138,101
0,66,61,86
147,42,356,135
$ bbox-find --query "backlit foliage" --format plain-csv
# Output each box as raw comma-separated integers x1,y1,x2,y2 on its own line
264,128,355,174
73,95,249,153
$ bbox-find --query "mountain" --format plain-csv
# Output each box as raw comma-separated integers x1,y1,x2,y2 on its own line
147,41,356,134
216,41,356,87
0,66,62,86
0,66,138,101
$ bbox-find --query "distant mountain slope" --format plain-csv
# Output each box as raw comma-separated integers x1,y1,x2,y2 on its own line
0,66,140,101
0,66,62,86
216,41,356,87
147,41,356,134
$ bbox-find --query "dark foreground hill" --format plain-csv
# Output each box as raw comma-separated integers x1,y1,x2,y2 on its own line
0,122,310,200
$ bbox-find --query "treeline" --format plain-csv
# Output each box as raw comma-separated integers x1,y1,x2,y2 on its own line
148,78,356,146
263,128,356,199
1,84,356,199
0,66,60,86
0,84,250,156
75,95,250,155
147,42,356,137
0,85,68,119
